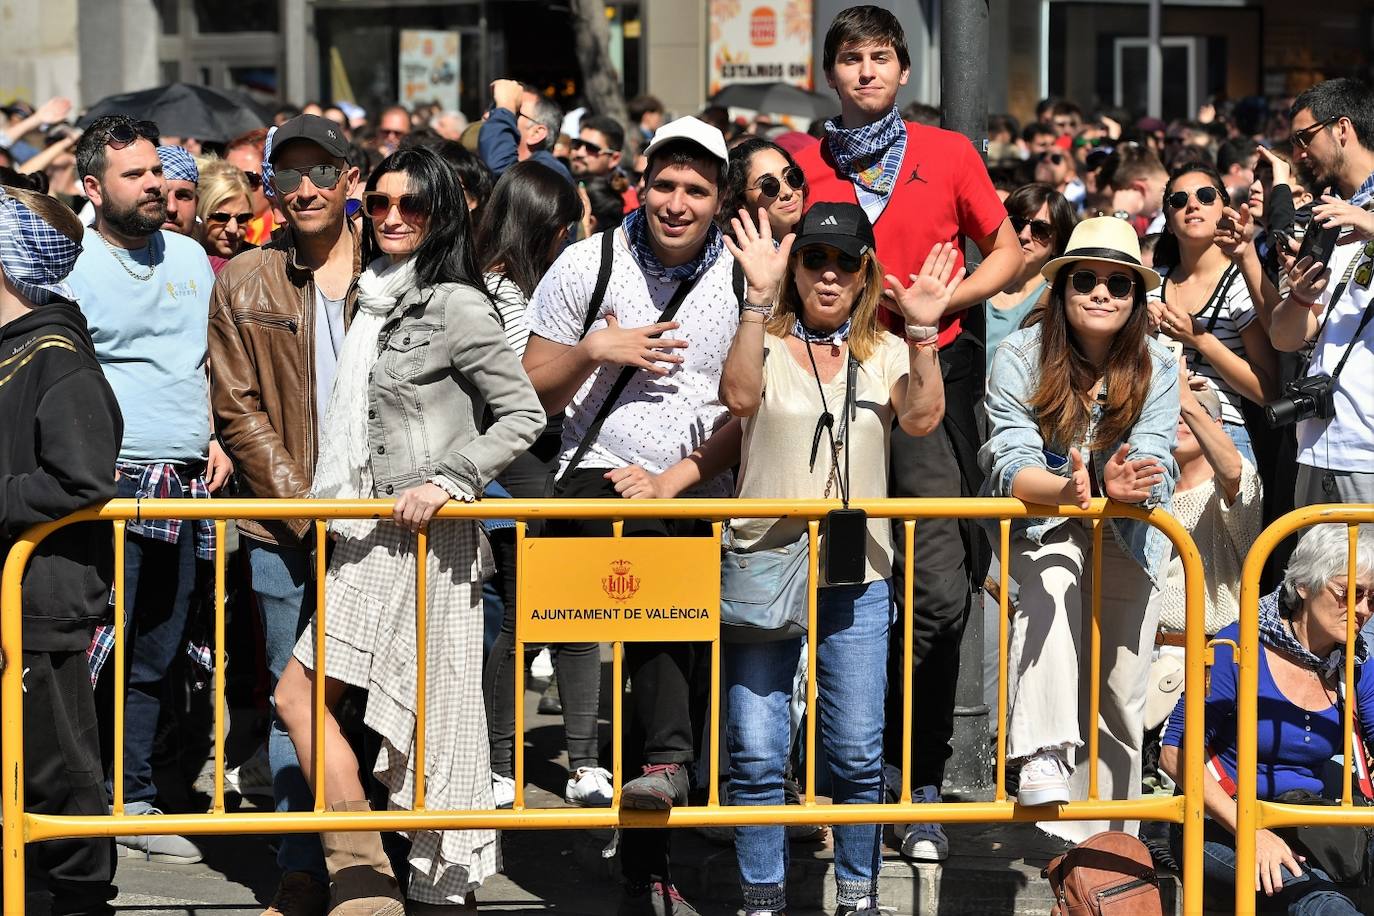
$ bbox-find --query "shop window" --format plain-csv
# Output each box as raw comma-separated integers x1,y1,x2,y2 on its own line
195,0,279,33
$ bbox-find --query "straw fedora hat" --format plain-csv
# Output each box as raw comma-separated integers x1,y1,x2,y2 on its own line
1041,215,1161,293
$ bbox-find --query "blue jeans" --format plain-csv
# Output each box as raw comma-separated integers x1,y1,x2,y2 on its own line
726,579,891,911
1224,421,1257,467
109,473,198,805
245,537,326,883
1171,823,1365,915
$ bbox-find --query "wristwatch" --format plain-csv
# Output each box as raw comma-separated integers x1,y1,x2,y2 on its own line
904,324,939,342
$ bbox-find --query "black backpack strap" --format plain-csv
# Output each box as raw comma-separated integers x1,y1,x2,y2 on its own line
733,256,746,315
1202,264,1242,334
580,229,618,339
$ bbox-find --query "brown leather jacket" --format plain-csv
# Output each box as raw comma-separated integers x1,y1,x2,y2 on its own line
208,227,361,544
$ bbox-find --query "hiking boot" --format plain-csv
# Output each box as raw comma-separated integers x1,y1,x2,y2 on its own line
1016,749,1072,807
620,763,689,810
114,802,202,864
897,784,950,862
565,766,614,807
617,881,700,916
260,871,328,916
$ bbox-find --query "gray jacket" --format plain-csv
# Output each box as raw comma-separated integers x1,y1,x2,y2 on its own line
367,281,544,498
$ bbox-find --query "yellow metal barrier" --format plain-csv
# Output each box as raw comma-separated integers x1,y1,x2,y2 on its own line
1234,505,1374,916
1,497,1208,913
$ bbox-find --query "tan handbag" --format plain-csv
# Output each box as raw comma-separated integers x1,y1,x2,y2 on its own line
1046,830,1164,916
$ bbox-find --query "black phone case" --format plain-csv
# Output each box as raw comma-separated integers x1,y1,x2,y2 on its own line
1299,220,1340,267
824,508,868,585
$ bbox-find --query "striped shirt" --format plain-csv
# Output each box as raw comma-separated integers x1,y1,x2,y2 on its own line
485,272,531,358
1152,264,1256,426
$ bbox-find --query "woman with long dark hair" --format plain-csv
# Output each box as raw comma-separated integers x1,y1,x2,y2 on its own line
985,183,1075,370
981,216,1179,842
721,137,808,238
274,147,544,913
1150,162,1277,464
473,160,612,810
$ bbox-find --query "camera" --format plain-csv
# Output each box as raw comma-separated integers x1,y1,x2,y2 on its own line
1264,374,1336,428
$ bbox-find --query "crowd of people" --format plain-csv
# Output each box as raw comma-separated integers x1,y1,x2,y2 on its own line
5,3,1374,916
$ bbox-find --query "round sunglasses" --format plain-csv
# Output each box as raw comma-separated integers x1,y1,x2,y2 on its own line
799,246,862,273
364,192,428,224
1165,186,1220,210
273,163,343,195
750,166,805,200
1010,215,1054,244
1069,269,1135,299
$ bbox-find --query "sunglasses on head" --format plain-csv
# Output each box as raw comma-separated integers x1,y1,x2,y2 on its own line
750,166,805,200
572,138,613,157
206,210,253,226
799,246,862,274
1070,269,1135,299
364,191,428,224
1010,215,1054,244
242,170,263,191
273,163,343,194
1165,186,1220,210
103,120,160,150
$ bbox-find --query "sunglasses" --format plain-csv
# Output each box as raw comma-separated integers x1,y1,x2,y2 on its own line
1165,186,1220,210
1327,583,1372,607
273,163,344,194
799,246,862,274
1069,269,1135,299
1293,117,1340,150
572,138,614,157
242,170,263,191
207,210,253,226
103,120,160,150
1038,152,1065,166
750,166,805,200
364,191,428,224
1010,215,1054,244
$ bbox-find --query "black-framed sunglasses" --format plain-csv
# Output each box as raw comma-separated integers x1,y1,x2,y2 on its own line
206,210,253,226
273,163,344,194
1165,186,1220,210
751,166,805,200
364,192,428,224
103,120,160,150
1293,117,1341,150
1069,269,1135,299
242,170,263,191
1037,152,1065,166
572,138,614,157
1010,215,1054,244
799,246,862,274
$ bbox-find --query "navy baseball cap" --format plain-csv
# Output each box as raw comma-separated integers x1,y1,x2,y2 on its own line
793,202,876,259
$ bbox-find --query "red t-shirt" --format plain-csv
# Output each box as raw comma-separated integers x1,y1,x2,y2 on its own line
794,121,1007,345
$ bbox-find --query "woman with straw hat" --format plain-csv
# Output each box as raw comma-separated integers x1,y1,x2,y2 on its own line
980,216,1180,840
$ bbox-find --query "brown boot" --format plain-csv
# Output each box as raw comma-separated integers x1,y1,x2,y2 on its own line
320,800,406,916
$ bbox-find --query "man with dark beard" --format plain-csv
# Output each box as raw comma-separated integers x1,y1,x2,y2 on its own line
67,114,228,866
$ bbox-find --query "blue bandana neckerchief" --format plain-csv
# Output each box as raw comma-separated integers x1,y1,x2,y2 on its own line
791,317,851,347
1258,586,1369,679
1350,169,1374,209
622,206,724,282
824,105,907,196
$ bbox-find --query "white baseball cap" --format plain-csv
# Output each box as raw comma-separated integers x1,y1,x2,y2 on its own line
642,116,729,177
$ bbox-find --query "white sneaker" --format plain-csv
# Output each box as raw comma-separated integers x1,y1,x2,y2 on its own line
1016,749,1072,807
224,743,273,799
491,772,515,809
531,647,554,679
565,766,614,807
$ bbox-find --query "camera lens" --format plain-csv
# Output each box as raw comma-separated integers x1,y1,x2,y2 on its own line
1265,394,1309,428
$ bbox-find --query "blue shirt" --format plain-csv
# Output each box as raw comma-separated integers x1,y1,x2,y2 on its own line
68,228,215,464
1162,622,1374,800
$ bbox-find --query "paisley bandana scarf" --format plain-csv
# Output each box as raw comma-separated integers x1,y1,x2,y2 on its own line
824,105,907,196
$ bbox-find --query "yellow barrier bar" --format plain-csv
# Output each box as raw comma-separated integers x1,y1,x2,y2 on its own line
414,527,428,811
804,519,819,807
1343,524,1357,808
612,640,622,809
113,520,126,815
514,521,527,812
312,519,327,812
708,523,722,807
0,527,36,916
900,520,915,805
995,519,1010,803
1088,519,1103,801
212,519,227,815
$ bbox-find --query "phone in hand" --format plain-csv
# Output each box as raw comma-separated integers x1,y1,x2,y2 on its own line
1216,214,1235,233
1298,218,1340,268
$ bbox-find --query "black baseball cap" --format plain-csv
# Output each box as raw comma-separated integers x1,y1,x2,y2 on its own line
793,202,876,259
269,114,350,164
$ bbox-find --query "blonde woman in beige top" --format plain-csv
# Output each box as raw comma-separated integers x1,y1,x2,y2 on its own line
715,201,955,916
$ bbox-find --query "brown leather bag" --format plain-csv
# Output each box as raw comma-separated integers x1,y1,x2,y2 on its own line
1046,831,1165,915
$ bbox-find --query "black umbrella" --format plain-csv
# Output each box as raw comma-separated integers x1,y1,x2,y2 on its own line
79,83,265,144
709,83,840,121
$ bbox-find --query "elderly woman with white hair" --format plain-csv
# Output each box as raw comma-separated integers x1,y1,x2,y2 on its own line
1160,523,1374,913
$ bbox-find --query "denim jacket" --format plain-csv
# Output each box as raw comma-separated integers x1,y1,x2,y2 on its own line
978,325,1180,584
366,282,545,498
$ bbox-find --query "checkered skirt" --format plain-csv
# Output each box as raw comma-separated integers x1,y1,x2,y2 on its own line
293,518,499,903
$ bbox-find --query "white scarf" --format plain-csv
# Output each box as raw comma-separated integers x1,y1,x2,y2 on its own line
311,256,416,534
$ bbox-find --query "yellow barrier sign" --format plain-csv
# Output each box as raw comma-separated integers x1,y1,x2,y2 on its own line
518,537,720,642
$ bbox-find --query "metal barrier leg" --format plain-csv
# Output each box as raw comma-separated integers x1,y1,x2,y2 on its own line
312,520,328,811
212,520,227,815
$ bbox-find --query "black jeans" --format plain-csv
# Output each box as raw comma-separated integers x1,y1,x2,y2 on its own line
884,335,990,790
544,466,712,884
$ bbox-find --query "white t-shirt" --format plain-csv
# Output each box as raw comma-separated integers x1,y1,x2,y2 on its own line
525,229,739,495
730,333,910,584
1297,237,1374,471
1151,265,1258,426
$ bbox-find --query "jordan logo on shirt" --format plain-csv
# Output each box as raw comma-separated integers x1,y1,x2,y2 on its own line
907,165,927,185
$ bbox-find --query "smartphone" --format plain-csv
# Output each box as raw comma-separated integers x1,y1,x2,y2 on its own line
1298,219,1340,268
823,509,868,585
1216,215,1235,233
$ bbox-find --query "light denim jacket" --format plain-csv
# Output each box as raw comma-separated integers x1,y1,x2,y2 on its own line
366,282,545,498
978,325,1180,584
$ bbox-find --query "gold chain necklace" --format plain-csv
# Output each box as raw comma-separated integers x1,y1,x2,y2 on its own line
97,230,155,282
